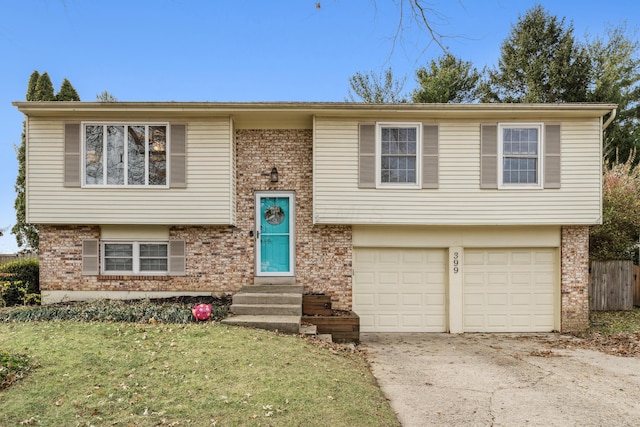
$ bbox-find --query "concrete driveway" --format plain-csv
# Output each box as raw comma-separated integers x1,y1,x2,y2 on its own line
361,333,640,426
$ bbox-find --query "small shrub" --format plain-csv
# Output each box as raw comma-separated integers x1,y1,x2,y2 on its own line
0,258,39,295
0,281,40,307
0,350,34,390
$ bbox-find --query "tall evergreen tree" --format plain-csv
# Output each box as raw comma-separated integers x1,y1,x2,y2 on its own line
34,72,55,101
587,24,640,164
25,71,40,101
480,5,590,103
13,72,81,251
56,78,80,101
412,53,481,103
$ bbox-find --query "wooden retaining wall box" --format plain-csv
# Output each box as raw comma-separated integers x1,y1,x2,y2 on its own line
302,293,359,342
302,294,332,316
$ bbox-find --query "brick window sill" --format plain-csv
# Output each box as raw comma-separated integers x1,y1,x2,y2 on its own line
98,275,172,281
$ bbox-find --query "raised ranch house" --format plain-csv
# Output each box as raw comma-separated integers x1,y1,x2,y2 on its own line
14,101,616,334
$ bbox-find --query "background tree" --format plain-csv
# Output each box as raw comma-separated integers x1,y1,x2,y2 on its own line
12,72,81,251
412,53,480,103
33,72,56,101
56,78,80,101
346,68,407,103
480,5,590,103
590,157,640,260
587,24,640,164
25,71,40,101
96,90,118,102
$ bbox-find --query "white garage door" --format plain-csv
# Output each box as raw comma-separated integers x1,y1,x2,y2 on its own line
353,248,447,332
463,249,557,332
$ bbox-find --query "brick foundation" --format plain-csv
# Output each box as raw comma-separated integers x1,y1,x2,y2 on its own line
560,225,590,332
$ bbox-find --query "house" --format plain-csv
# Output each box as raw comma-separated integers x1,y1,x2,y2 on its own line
13,101,616,333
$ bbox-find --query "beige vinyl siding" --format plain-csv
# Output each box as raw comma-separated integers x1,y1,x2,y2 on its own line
26,117,235,225
314,117,602,225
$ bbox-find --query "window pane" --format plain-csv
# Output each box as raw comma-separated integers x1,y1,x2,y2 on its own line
140,258,168,271
148,126,167,185
128,126,146,185
104,243,133,272
105,244,132,257
503,157,537,184
408,141,416,154
106,126,125,185
105,258,133,271
85,125,103,184
140,244,167,257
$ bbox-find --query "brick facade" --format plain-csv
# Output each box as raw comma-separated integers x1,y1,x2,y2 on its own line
40,129,354,310
560,225,590,332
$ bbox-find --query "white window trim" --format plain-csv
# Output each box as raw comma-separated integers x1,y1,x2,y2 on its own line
81,122,170,188
498,122,544,190
101,240,169,275
375,122,422,189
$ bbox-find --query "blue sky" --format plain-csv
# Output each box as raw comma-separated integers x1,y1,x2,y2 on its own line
0,0,637,253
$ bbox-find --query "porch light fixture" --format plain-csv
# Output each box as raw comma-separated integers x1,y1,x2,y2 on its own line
270,167,278,183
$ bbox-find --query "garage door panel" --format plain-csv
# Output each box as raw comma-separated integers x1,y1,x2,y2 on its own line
359,314,375,329
487,293,508,305
378,315,400,327
487,251,509,264
425,293,446,306
463,248,557,332
354,248,447,332
354,294,374,308
511,251,532,264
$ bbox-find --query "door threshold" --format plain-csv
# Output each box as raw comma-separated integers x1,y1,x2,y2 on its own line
254,277,296,286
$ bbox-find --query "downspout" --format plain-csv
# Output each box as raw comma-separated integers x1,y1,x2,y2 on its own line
603,107,617,130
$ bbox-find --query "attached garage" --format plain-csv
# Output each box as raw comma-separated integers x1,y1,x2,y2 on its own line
352,226,561,333
462,248,557,332
353,248,447,332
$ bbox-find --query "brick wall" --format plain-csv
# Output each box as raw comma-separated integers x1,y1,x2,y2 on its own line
235,129,353,309
560,225,590,332
39,129,354,309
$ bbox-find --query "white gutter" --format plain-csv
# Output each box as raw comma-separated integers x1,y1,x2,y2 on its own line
603,107,617,130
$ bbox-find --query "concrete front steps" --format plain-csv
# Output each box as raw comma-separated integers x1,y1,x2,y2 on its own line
222,284,303,334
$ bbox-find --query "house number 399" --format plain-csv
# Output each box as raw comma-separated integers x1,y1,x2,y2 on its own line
452,251,460,274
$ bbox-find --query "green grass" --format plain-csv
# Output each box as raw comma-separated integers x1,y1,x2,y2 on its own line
0,322,399,426
590,307,640,334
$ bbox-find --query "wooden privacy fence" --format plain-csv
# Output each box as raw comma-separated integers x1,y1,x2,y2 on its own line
589,260,634,311
635,266,640,307
0,253,37,265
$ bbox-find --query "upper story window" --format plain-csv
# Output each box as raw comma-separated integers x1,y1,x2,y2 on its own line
84,123,168,187
498,123,543,188
376,123,422,188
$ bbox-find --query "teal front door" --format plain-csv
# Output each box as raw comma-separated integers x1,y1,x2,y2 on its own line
255,192,295,276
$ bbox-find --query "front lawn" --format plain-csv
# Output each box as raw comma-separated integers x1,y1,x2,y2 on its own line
0,321,399,426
